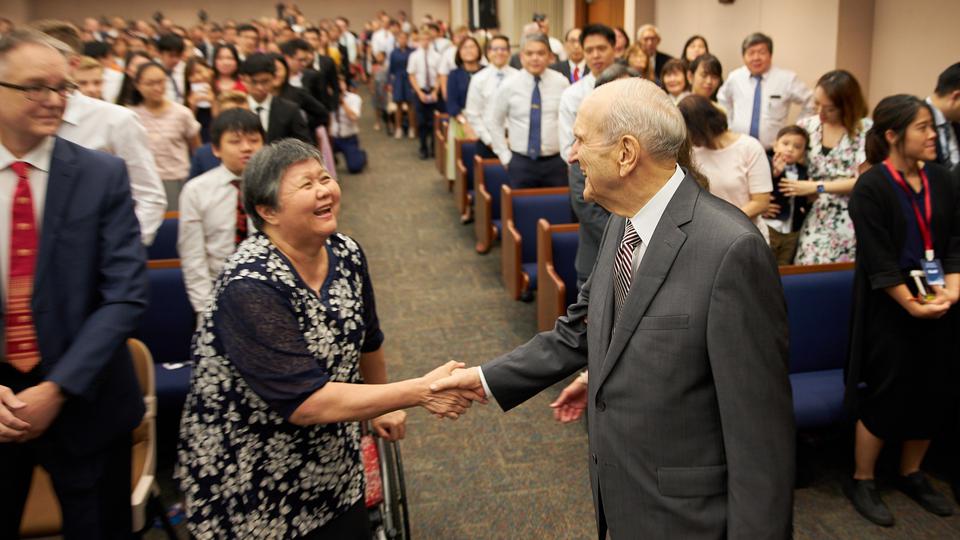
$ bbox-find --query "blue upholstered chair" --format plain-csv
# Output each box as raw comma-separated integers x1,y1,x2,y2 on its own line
135,260,196,454
145,212,179,260
537,220,580,331
500,186,575,300
780,262,855,430
454,140,479,219
474,160,509,254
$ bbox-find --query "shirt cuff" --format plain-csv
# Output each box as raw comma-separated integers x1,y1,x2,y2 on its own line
477,366,500,408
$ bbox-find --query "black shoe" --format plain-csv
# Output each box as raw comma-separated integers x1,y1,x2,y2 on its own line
896,471,954,517
418,148,428,160
952,479,960,505
519,289,535,303
843,478,895,527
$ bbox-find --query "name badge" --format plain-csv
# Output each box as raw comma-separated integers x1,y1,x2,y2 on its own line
922,258,945,286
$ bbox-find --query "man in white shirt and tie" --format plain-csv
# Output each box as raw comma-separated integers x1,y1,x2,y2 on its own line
177,109,263,315
716,32,815,151
550,28,586,84
407,26,443,160
485,34,570,188
463,35,516,160
557,24,617,286
157,33,187,103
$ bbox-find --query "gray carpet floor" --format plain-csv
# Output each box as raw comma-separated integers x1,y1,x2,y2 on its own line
146,95,960,539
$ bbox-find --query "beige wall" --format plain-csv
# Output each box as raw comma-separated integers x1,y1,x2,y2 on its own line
21,1,413,29
2,0,33,24
412,0,451,24
655,0,840,96
868,0,960,106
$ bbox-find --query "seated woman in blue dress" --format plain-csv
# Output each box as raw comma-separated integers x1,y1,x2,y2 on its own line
177,140,479,539
389,31,416,139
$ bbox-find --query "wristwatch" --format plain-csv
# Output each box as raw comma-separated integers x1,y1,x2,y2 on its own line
816,182,826,194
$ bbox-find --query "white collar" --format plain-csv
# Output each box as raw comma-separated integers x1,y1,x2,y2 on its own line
0,136,56,173
62,91,92,126
926,96,949,127
628,164,686,248
248,94,273,111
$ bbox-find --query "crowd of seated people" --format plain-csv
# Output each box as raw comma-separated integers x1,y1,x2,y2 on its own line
1,5,960,537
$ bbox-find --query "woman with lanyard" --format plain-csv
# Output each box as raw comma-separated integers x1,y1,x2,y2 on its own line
845,94,960,527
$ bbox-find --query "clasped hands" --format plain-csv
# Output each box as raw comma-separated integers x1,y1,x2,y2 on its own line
417,362,487,420
0,381,64,443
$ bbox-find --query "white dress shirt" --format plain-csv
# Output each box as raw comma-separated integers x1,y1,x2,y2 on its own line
927,97,960,167
716,65,815,149
371,29,396,64
331,92,363,138
339,31,358,64
407,46,442,90
0,137,52,298
478,164,687,400
164,61,186,102
485,69,570,165
59,92,166,245
248,94,273,132
558,73,596,162
101,67,124,103
463,65,518,147
177,164,255,313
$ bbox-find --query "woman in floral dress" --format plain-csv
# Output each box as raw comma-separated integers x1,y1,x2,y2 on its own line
177,140,476,539
782,70,871,264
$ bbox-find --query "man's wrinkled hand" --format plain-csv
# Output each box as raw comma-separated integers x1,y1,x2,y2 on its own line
550,377,587,423
0,385,30,443
14,382,64,442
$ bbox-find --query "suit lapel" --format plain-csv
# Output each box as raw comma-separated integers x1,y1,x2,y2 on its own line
595,176,699,390
34,138,79,288
594,216,622,358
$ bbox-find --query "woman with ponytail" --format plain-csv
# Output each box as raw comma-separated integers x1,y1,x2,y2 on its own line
844,94,960,527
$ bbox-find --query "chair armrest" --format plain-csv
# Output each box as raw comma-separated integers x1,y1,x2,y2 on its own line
474,184,493,253
502,219,523,300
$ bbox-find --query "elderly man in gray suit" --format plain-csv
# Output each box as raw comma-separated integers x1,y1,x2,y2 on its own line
432,78,795,539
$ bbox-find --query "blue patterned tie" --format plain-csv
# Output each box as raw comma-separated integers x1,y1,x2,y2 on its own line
528,75,542,159
749,74,762,139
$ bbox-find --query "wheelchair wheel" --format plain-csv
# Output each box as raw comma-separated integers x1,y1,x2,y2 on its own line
375,436,411,540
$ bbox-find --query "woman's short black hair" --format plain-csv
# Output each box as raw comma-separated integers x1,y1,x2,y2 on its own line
211,108,265,148
688,53,722,79
678,94,728,150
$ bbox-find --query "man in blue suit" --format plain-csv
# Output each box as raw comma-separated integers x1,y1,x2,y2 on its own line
0,29,148,538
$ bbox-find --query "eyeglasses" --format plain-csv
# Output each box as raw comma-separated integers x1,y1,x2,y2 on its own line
0,81,78,102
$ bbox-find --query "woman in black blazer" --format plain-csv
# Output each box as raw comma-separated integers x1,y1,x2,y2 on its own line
845,94,960,526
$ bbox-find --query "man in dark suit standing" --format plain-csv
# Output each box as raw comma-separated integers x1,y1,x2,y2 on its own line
239,53,313,144
637,24,673,80
433,79,795,539
0,29,147,537
927,63,960,169
302,28,341,114
550,27,588,83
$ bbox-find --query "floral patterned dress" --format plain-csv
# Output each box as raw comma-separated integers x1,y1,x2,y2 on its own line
176,232,384,539
793,115,872,264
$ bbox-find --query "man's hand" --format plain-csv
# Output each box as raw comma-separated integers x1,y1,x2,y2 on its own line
550,377,587,423
429,367,486,402
0,385,30,442
419,361,483,419
371,410,407,441
15,382,65,441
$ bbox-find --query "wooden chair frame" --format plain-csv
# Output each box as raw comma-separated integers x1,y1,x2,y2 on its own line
433,111,449,179
500,185,570,300
778,261,854,275
473,157,504,254
453,138,479,218
537,220,580,332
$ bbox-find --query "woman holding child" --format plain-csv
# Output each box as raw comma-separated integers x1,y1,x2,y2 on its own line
785,70,871,264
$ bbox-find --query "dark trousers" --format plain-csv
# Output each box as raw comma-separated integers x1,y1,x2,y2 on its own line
507,153,568,189
414,95,439,154
477,141,497,159
303,500,371,539
332,135,367,174
0,366,132,539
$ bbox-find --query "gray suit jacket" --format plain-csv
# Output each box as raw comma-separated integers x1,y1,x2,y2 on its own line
483,173,794,539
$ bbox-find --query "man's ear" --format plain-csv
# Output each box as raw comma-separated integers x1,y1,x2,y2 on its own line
618,135,641,178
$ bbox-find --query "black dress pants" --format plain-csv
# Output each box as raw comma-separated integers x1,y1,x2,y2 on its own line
507,153,569,189
414,94,438,154
0,365,132,540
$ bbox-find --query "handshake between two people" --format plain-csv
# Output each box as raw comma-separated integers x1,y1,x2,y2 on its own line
416,361,590,424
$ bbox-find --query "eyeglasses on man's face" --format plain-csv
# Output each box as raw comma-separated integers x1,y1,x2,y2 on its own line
0,80,78,102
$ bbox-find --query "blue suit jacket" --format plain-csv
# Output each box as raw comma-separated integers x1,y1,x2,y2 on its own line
2,137,148,456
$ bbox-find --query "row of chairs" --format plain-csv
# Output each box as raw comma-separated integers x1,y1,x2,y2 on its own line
436,111,858,435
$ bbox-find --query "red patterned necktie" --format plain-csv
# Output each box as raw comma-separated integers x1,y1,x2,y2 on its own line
231,179,248,246
573,65,580,83
6,161,40,373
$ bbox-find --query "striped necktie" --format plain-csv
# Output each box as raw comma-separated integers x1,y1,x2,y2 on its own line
613,220,641,318
230,179,248,246
6,161,40,372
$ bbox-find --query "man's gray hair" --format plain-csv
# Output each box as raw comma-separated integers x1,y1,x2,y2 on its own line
243,138,325,229
600,78,687,162
0,29,70,77
519,23,542,46
521,32,550,51
595,64,641,88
